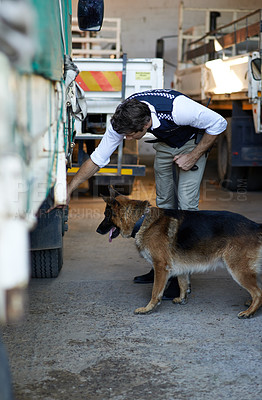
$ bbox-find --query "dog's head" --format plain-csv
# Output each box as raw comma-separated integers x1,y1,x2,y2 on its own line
96,186,150,240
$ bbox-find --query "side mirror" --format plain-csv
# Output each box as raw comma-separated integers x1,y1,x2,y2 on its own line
78,0,104,31
251,58,261,81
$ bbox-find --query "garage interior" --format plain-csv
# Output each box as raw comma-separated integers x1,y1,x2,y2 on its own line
2,1,262,399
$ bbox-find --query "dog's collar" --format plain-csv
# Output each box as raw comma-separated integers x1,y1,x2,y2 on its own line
131,210,149,238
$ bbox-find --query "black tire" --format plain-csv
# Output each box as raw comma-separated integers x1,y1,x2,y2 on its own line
0,334,13,400
31,247,63,279
217,119,247,191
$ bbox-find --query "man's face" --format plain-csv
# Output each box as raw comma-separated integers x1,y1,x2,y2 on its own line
125,119,152,141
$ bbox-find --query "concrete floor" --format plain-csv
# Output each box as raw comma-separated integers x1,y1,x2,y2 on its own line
2,156,262,400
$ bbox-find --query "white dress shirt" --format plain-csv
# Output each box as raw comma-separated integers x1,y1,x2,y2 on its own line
90,94,227,168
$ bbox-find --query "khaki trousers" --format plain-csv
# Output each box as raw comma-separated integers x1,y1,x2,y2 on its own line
153,139,207,210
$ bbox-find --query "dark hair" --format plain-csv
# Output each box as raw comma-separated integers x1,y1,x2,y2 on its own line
111,98,151,135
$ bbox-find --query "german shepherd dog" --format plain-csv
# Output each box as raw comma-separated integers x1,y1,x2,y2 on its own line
97,187,262,318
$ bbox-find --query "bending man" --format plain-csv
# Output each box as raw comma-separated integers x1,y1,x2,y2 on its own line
67,89,227,297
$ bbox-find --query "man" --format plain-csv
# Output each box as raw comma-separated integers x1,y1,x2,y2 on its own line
67,89,227,297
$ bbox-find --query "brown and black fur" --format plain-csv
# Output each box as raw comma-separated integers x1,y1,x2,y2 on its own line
97,187,262,318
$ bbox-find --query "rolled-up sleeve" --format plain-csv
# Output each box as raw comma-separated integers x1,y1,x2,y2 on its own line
90,124,123,168
173,95,227,135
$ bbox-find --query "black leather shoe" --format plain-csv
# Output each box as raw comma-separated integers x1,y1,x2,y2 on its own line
134,268,154,283
162,277,180,300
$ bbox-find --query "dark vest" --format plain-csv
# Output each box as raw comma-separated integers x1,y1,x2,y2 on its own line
128,89,201,148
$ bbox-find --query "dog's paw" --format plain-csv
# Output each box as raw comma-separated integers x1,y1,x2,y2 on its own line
237,310,254,319
134,307,151,314
173,296,188,305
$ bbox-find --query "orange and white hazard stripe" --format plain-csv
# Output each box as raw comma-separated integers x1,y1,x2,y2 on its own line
76,71,122,92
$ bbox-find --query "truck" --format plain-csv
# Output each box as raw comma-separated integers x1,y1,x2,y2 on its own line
69,56,164,195
0,0,104,398
173,2,262,191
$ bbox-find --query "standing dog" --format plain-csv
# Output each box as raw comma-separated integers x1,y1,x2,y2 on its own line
97,187,262,318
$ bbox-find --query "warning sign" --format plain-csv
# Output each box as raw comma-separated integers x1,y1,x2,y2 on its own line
135,72,151,80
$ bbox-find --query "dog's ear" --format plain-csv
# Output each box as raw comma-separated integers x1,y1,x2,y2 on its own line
100,185,120,203
100,193,120,206
109,185,122,198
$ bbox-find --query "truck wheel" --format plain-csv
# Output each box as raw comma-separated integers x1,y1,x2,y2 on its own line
217,121,247,191
30,200,67,279
31,247,63,278
0,334,13,400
